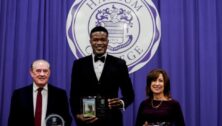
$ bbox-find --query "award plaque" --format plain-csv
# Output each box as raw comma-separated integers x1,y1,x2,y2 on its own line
82,96,108,118
45,114,64,126
82,97,96,117
95,96,108,118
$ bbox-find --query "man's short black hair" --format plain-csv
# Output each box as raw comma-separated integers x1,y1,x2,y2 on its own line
90,26,109,37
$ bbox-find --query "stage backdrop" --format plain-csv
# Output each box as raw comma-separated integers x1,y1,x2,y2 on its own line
1,0,222,126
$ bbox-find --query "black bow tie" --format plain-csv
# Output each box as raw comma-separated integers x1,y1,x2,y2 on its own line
94,56,105,62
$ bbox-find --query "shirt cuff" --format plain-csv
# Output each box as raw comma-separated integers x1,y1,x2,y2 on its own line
119,99,125,111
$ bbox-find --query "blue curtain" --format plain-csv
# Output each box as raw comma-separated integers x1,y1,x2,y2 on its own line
1,0,222,126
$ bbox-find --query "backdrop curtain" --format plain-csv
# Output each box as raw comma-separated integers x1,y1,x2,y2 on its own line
1,0,222,126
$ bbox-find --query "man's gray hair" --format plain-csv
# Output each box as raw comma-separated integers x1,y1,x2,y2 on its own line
31,59,50,69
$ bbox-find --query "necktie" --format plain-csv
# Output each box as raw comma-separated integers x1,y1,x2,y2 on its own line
35,88,43,126
94,56,105,62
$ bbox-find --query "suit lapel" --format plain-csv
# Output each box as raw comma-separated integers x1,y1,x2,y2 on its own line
26,85,35,120
99,55,112,82
46,84,53,117
88,55,99,82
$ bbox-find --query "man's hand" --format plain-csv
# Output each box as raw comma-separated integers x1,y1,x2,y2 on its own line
76,114,98,124
108,98,123,109
143,121,149,126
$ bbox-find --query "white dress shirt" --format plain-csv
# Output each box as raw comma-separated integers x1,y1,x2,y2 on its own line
33,83,48,126
92,53,107,81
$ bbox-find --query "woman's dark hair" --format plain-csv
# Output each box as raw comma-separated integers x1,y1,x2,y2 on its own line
146,68,171,98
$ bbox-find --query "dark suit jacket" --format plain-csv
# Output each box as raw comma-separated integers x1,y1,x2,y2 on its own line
8,84,72,126
70,54,135,126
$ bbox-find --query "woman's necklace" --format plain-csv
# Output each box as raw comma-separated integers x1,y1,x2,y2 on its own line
151,99,163,109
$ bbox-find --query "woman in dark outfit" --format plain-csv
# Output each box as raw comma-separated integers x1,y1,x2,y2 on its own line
135,69,185,126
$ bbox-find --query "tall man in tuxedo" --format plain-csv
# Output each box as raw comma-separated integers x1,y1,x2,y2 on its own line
8,59,72,126
70,26,135,126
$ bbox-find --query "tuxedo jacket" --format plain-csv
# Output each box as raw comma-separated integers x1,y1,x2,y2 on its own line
70,54,135,126
8,84,72,126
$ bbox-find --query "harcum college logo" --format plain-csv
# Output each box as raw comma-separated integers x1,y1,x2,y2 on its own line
66,0,161,73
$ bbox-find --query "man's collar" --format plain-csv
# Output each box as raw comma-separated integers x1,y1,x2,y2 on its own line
92,53,107,62
33,82,48,91
94,55,105,62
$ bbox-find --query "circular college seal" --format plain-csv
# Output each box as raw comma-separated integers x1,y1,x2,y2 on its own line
66,0,161,73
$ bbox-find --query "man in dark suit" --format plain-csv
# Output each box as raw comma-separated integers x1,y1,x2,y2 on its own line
8,59,72,126
70,26,135,126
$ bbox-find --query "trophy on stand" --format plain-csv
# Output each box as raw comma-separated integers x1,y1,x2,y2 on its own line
45,114,65,126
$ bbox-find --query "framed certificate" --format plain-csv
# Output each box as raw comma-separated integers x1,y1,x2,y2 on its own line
82,98,96,117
